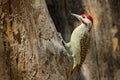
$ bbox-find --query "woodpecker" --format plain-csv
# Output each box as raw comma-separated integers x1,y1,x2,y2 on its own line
63,13,93,74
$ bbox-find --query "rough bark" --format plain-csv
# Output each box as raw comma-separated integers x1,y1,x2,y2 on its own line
0,0,72,80
0,0,120,80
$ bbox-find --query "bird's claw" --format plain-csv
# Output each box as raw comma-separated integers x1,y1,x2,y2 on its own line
57,32,63,40
57,32,66,45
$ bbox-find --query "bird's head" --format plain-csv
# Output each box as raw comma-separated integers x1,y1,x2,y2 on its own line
71,13,93,28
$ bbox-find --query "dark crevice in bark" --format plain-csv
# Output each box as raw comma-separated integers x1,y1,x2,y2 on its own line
2,0,13,80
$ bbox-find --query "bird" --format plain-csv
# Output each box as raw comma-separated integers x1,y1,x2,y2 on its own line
65,13,93,74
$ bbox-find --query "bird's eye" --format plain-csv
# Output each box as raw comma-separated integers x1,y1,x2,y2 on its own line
82,16,85,18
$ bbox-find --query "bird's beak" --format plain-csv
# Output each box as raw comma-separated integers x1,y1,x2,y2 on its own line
71,13,82,20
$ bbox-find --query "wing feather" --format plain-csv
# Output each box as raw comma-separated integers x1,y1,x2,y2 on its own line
79,33,90,67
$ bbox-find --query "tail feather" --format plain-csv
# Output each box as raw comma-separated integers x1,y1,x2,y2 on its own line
71,64,81,75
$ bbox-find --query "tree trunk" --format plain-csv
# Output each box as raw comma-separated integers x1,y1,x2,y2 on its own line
0,0,120,80
0,0,71,80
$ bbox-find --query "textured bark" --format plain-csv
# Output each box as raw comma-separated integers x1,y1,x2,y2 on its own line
0,0,120,80
0,0,72,80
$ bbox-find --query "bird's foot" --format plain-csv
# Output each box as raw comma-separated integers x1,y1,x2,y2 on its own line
57,32,66,46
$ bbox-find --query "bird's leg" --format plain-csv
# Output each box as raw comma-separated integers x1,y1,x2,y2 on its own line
57,32,72,55
57,32,66,46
